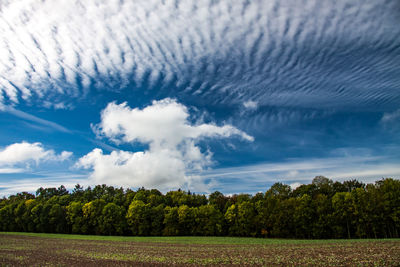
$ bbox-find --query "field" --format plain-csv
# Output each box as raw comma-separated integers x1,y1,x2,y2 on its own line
1,233,399,266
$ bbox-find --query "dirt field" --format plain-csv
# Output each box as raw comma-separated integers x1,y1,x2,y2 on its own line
0,233,399,266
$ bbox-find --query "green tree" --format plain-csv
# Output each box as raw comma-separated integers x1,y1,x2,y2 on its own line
14,201,27,231
177,205,197,235
225,201,256,236
101,203,126,235
66,201,85,234
149,204,165,236
49,204,67,233
377,178,400,237
332,192,353,238
23,199,38,232
351,188,370,238
312,194,333,238
126,200,150,235
163,206,179,236
0,204,15,231
293,194,314,238
266,183,291,199
82,199,106,234
195,205,223,236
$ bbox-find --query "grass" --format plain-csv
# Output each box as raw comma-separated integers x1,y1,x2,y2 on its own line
1,231,397,245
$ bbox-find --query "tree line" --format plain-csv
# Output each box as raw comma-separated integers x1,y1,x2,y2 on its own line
0,176,399,239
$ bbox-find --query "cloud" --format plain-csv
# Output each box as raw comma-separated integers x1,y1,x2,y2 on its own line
381,109,400,123
0,168,25,174
77,98,253,191
243,100,258,110
0,142,72,170
1,106,71,133
95,98,253,145
0,0,399,111
289,182,302,190
202,155,400,194
0,172,87,196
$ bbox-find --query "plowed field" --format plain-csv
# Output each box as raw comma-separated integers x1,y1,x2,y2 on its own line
1,233,399,266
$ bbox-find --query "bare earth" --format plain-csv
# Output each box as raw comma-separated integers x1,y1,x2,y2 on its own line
0,234,399,266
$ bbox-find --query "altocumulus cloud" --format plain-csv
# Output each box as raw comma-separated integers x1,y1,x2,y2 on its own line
0,0,399,111
77,99,253,191
0,142,72,173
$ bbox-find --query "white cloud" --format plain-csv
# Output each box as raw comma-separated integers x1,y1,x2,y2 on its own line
59,151,73,161
289,182,302,190
77,148,188,190
0,172,87,196
0,0,398,110
0,141,72,169
381,109,400,123
78,98,253,191
95,98,253,146
202,155,400,194
1,106,71,133
0,168,25,174
243,100,258,110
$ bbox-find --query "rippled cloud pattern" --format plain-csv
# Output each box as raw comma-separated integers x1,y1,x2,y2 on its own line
1,0,399,111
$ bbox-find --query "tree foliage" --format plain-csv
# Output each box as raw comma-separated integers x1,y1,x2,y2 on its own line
0,177,399,238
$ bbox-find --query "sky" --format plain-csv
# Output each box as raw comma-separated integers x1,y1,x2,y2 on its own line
0,0,399,196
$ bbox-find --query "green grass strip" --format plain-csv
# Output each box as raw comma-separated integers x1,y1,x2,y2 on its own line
1,232,399,245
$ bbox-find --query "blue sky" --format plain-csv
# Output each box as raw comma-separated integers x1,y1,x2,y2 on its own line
0,0,399,195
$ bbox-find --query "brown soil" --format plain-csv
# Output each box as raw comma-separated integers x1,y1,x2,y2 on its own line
1,234,399,266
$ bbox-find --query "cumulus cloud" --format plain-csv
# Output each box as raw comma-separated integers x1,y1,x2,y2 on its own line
0,0,399,110
77,99,253,191
0,142,72,173
95,98,253,145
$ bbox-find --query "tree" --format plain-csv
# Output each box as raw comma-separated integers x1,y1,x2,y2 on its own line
101,203,126,235
163,206,179,236
343,179,365,192
40,203,52,233
49,203,67,233
177,205,197,235
312,176,334,197
266,183,291,199
225,201,257,236
269,198,297,238
1,179,398,239
312,193,333,238
0,204,14,231
332,192,353,238
71,184,84,201
377,178,400,238
165,190,189,207
14,201,27,231
82,199,106,234
293,194,314,238
149,204,165,236
126,200,150,235
196,205,223,236
66,201,84,234
23,199,37,232
225,204,238,236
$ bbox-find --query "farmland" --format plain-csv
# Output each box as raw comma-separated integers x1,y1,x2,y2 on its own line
1,232,399,266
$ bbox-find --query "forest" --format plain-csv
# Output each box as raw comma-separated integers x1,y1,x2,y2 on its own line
0,176,399,239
